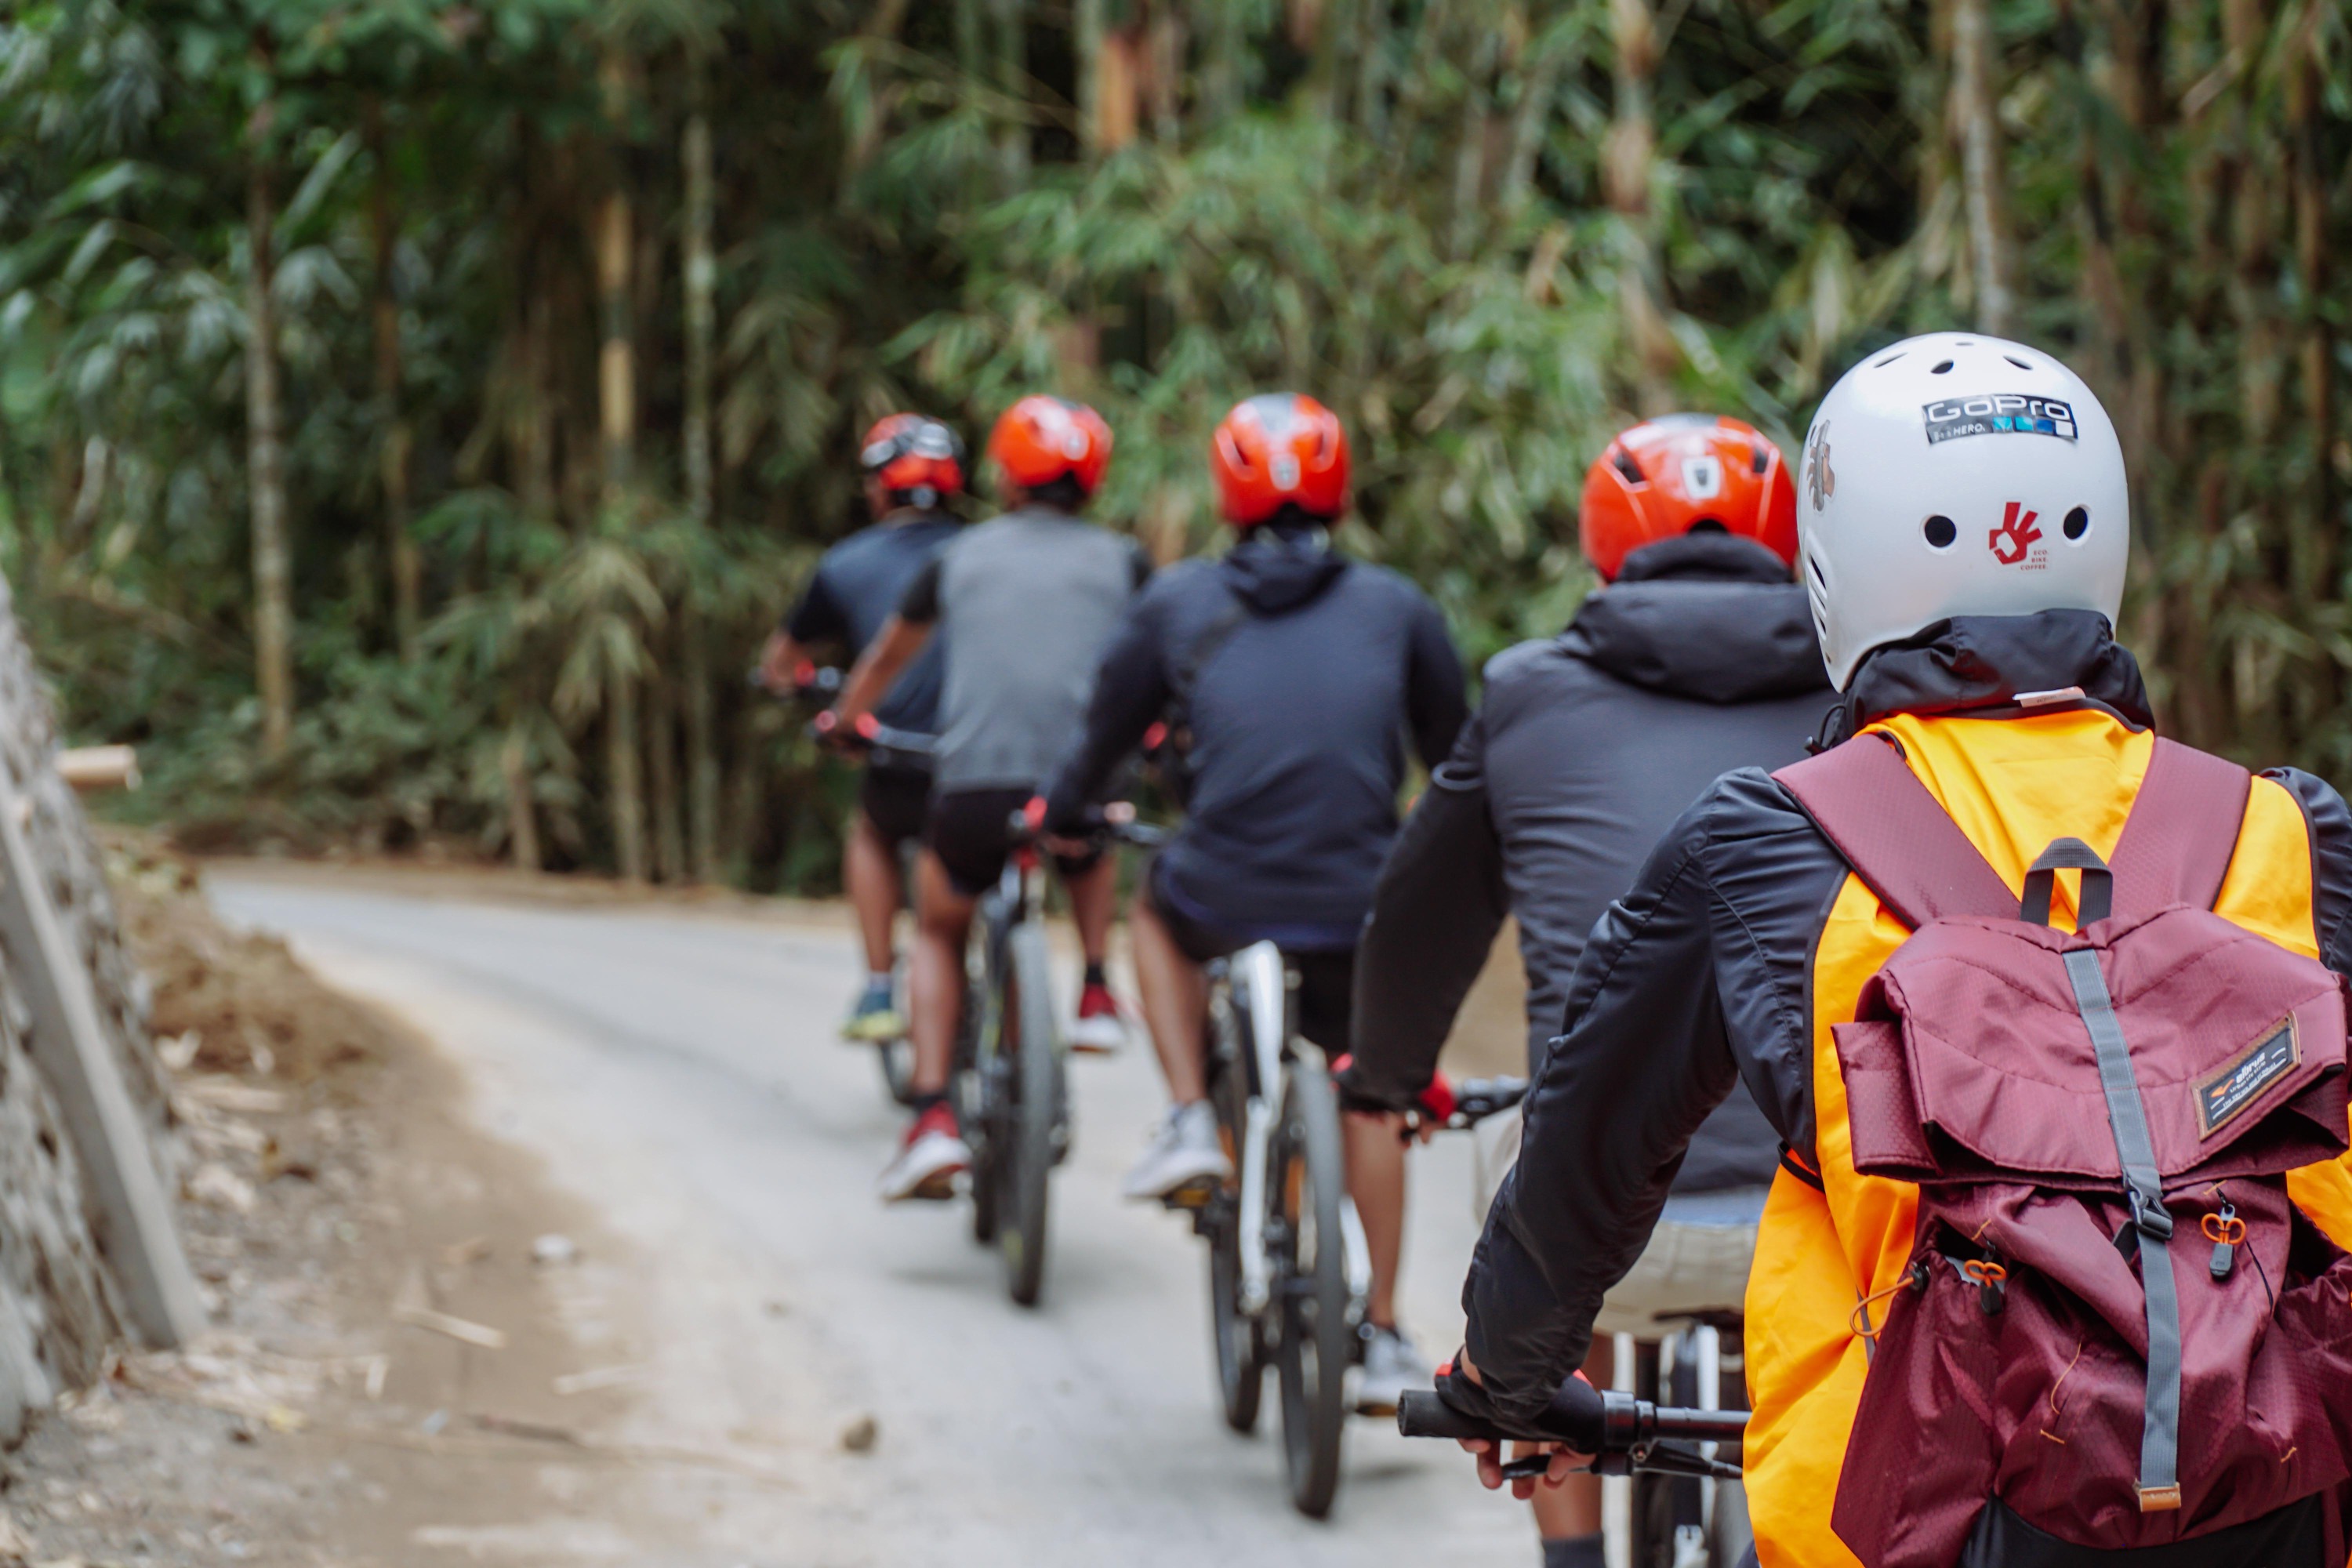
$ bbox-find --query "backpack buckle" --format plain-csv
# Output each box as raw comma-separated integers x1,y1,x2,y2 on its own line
2128,1186,2174,1242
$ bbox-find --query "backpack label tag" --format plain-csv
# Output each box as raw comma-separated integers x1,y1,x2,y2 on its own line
2195,1018,2300,1139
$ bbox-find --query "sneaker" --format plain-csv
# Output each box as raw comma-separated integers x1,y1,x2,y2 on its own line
841,976,906,1043
1067,980,1129,1055
877,1103,969,1203
1122,1100,1232,1200
1354,1323,1432,1417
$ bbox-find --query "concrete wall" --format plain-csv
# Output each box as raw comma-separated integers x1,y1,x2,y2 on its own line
0,576,178,1435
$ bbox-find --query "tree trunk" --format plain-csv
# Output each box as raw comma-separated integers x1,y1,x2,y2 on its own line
993,0,1029,187
595,53,637,510
606,671,646,883
1948,0,2013,335
682,58,722,884
245,142,294,762
502,727,541,873
368,99,421,661
1604,0,1672,411
647,668,684,884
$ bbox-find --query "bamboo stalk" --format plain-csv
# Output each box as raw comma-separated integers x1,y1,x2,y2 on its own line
682,54,721,886
368,98,421,662
1948,0,2013,335
245,109,294,762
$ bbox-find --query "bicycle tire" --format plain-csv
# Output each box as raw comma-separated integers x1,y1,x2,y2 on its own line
1207,1047,1265,1432
999,922,1062,1307
1273,1065,1349,1519
963,982,999,1246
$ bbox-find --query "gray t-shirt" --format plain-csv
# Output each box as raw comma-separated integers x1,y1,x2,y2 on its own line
898,507,1152,792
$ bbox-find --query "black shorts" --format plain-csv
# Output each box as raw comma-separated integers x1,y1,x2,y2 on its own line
925,787,1105,898
1147,859,1356,1052
858,764,933,850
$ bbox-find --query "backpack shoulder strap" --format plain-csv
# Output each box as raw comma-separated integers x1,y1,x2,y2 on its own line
2105,737,2252,919
1772,734,2016,929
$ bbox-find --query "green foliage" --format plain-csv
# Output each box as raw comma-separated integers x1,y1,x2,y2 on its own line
0,0,2346,887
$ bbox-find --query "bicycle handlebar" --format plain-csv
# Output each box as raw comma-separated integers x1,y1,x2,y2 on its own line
750,665,938,760
1007,800,1167,850
1397,1377,1746,1481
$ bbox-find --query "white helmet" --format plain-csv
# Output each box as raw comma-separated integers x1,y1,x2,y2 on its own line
1795,332,2129,689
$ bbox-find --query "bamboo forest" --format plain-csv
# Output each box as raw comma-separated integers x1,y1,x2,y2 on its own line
0,1,2345,887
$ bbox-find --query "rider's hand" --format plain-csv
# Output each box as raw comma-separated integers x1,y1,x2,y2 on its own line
812,708,861,756
1451,1348,1590,1497
756,631,796,695
1034,794,1095,858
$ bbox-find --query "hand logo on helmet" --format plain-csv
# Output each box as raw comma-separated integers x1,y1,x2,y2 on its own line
1989,502,2044,567
1805,423,1835,513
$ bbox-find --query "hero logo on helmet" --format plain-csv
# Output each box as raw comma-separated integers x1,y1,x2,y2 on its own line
1922,394,2078,445
1804,423,1835,513
1680,456,1723,502
1988,502,2045,568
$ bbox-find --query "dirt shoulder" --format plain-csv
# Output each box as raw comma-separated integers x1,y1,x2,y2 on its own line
0,840,657,1568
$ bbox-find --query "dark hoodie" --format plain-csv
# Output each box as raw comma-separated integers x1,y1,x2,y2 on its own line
1044,524,1467,938
1343,532,1832,1192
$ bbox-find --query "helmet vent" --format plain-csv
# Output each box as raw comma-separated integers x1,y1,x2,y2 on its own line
1750,442,1769,475
1806,550,1829,593
1922,514,1958,550
1611,451,1646,486
1875,353,1904,368
2063,506,2090,540
1931,360,1955,374
2006,356,2033,371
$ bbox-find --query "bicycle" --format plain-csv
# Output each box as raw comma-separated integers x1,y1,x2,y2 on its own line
958,800,1160,1308
757,663,933,1106
1399,1367,1752,1568
1168,945,1526,1519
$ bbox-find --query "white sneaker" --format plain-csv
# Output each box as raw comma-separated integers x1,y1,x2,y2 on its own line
1065,981,1128,1055
1122,1101,1231,1200
877,1105,970,1203
1354,1323,1431,1417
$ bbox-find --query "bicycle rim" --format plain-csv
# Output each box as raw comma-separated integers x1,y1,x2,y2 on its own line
1274,1066,1348,1518
1000,923,1062,1308
962,988,998,1245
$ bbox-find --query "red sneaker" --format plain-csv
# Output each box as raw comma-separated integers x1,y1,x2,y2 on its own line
877,1103,969,1203
1068,981,1128,1055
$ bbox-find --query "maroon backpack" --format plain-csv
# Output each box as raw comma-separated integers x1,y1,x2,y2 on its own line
1773,733,2352,1566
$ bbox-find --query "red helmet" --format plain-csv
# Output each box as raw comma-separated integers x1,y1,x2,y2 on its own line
986,396,1113,497
1210,393,1349,526
859,413,965,504
1578,414,1797,581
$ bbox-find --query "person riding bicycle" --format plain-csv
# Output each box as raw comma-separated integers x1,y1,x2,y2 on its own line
1339,414,1824,1559
1041,394,1467,1325
836,395,1152,1203
760,413,966,1044
1438,335,2352,1566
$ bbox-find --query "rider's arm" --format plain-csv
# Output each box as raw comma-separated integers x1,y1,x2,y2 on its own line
1403,597,1470,768
1460,768,1828,1424
1341,724,1506,1111
760,564,846,691
835,561,942,724
1043,597,1170,832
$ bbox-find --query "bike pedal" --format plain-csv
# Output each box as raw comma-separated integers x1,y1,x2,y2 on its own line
1161,1178,1218,1212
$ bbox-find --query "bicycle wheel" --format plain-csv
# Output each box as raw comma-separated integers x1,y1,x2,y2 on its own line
1207,1046,1265,1432
1272,1065,1349,1518
962,982,999,1246
877,1036,917,1106
998,921,1063,1307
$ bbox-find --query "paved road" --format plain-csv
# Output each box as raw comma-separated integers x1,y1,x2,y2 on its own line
212,875,1530,1567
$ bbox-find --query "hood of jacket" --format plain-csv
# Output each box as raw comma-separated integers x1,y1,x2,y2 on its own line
1220,524,1349,614
1824,609,2153,746
1562,535,1831,705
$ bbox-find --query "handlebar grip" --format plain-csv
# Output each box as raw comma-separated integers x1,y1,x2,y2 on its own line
1396,1389,1490,1441
1398,1372,1609,1447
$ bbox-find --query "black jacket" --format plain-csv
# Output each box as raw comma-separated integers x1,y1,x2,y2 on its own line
1045,524,1467,938
1345,534,1831,1192
1454,609,2352,1425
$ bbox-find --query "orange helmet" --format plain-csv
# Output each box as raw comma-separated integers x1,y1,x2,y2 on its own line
986,396,1113,498
1579,414,1798,581
859,413,965,505
1210,393,1349,527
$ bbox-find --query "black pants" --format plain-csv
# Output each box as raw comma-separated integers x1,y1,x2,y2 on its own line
858,764,932,850
1955,1497,2331,1568
1146,858,1356,1053
925,787,1104,898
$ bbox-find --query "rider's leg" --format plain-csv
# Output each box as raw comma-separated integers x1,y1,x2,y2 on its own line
844,808,902,976
1342,1112,1408,1327
1128,891,1208,1102
1530,1337,1613,1562
908,850,978,1096
1065,852,1119,971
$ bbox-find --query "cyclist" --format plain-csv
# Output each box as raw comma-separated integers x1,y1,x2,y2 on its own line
1041,395,1466,1345
1439,335,2352,1565
1339,414,1824,1556
760,413,965,1043
835,395,1152,1202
